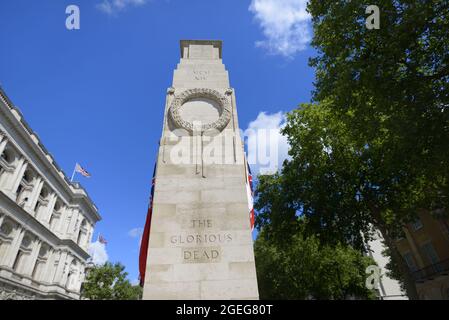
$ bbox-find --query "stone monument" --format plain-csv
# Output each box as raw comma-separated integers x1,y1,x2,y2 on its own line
142,40,259,300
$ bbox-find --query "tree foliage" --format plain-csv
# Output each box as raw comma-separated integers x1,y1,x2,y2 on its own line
256,0,449,299
81,262,142,300
255,227,376,300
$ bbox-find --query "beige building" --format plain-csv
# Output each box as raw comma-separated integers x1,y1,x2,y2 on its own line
396,211,449,299
0,87,101,300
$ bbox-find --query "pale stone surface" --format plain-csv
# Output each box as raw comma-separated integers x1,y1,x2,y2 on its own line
143,40,259,300
0,87,101,300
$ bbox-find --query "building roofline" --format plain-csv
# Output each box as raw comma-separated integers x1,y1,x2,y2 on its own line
0,85,101,222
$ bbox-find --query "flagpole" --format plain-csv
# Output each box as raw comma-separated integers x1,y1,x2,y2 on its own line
70,163,77,182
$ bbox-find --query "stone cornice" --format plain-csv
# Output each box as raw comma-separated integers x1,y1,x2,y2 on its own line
0,272,78,300
180,39,222,59
0,191,90,261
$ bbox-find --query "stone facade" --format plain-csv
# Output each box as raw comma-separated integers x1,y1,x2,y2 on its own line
396,211,449,299
142,40,259,300
0,87,101,300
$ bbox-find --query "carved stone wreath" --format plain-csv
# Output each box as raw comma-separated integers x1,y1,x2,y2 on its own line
169,88,231,133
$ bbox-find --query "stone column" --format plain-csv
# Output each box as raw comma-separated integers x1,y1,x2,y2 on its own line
3,157,26,198
10,158,28,194
53,251,69,285
49,250,62,283
56,205,68,237
86,224,93,248
41,248,55,283
70,210,81,242
25,176,43,214
0,135,8,157
78,264,86,291
66,208,78,239
25,238,42,276
61,255,74,288
60,208,71,237
5,225,25,267
42,192,57,225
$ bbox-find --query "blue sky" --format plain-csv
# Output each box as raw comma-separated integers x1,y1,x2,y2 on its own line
0,0,315,283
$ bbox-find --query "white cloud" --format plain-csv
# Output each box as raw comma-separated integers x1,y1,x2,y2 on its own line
88,241,109,265
128,227,143,239
244,111,290,175
97,0,148,15
249,0,311,57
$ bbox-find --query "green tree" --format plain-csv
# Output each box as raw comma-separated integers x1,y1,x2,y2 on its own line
257,0,449,300
255,226,376,300
81,262,142,300
302,0,449,299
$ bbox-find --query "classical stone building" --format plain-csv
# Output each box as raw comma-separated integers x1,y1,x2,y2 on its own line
396,211,449,299
142,40,259,299
0,87,101,300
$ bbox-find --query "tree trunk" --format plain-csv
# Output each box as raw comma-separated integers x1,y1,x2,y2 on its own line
371,208,420,300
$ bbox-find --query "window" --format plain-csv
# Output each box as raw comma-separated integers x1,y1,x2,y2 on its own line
31,261,41,280
403,252,418,272
15,184,23,198
16,183,28,207
34,201,41,216
12,250,24,272
1,148,13,164
422,242,443,272
0,221,13,236
23,170,33,183
411,218,423,231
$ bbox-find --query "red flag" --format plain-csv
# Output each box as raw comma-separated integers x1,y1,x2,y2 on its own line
139,163,157,287
246,163,255,231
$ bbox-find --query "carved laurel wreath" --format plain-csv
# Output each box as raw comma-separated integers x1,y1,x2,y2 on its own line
169,88,231,133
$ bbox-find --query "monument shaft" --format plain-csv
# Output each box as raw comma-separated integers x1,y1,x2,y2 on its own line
142,40,259,300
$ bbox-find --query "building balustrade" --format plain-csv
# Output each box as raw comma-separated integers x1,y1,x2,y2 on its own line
412,258,449,282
